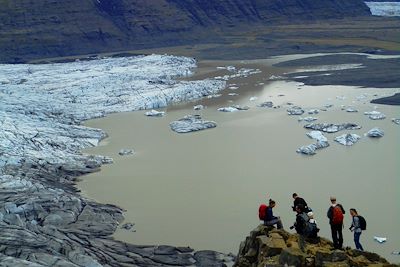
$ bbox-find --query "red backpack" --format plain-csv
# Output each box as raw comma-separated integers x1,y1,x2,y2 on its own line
259,204,268,220
332,205,344,224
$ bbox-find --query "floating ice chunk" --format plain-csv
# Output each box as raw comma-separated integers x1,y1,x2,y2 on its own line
228,86,239,90
334,134,361,146
169,115,217,133
298,117,318,123
145,109,165,117
268,75,284,80
366,128,384,138
119,149,134,156
307,131,328,142
207,94,222,99
228,93,239,96
193,105,205,110
258,101,274,108
324,104,333,108
307,109,319,115
336,96,346,100
392,251,400,255
373,236,387,243
364,111,386,120
217,107,239,112
346,107,358,113
249,96,258,101
305,123,361,133
231,105,250,111
392,118,400,125
287,106,304,115
365,2,400,17
296,145,317,155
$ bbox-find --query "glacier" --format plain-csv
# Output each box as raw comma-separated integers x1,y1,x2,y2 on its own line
365,2,400,16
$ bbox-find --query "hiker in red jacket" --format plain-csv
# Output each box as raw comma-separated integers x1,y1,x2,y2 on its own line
327,196,345,249
264,199,283,229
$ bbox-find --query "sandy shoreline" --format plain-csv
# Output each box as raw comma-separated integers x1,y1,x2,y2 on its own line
81,56,400,263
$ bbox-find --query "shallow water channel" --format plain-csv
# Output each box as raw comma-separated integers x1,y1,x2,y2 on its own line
80,58,400,263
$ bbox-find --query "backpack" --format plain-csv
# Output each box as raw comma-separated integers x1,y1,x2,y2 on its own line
332,205,344,224
357,215,367,230
300,213,319,238
259,204,268,220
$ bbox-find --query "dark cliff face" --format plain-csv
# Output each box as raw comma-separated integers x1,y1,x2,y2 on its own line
0,0,371,63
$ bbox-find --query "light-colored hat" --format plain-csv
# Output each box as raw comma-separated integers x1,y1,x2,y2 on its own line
307,211,314,217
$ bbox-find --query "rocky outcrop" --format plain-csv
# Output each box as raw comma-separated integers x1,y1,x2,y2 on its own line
0,0,371,63
234,225,392,267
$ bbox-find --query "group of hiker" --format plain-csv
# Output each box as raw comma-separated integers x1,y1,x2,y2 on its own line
258,193,367,252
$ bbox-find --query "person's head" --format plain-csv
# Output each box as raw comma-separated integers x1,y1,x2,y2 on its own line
292,193,298,199
350,208,358,217
269,199,276,208
307,211,314,219
330,196,337,204
295,204,304,213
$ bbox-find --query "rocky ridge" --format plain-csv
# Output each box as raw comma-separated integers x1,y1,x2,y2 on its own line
0,55,236,266
0,0,372,63
234,225,394,267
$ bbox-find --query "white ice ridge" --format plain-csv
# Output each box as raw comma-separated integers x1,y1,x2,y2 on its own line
365,2,400,16
0,55,226,171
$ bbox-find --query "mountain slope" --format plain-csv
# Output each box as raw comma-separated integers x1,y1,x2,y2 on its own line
0,0,372,62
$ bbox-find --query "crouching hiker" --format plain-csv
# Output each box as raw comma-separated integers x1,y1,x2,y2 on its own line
349,208,366,251
259,199,283,229
292,205,320,252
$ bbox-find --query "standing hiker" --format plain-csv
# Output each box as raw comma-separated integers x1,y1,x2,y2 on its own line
292,193,310,212
349,208,366,251
293,204,307,252
327,196,345,249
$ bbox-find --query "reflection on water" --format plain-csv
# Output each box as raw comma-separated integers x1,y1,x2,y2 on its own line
81,60,400,263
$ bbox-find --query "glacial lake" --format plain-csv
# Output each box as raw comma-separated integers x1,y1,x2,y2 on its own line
81,58,400,263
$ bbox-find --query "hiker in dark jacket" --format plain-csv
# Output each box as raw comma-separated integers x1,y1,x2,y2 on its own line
264,199,283,229
293,204,307,251
349,208,364,251
327,196,345,249
292,193,310,212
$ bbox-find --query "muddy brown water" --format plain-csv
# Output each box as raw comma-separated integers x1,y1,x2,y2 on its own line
80,57,400,263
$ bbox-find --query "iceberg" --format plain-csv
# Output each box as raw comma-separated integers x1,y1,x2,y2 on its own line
373,236,387,243
169,115,217,133
334,134,361,146
145,109,165,117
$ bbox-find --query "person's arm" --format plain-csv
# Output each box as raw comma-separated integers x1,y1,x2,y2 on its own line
327,207,332,219
340,204,345,214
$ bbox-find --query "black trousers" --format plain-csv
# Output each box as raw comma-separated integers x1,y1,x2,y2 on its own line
331,223,343,249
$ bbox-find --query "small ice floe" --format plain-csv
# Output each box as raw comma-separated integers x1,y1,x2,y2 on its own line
307,109,319,115
392,251,400,255
277,94,285,97
336,95,346,100
228,93,239,96
391,118,400,125
346,107,358,113
169,115,217,133
145,109,165,117
249,96,258,101
364,111,386,120
231,105,250,111
373,236,387,244
228,86,239,90
193,105,205,111
206,94,222,99
297,145,317,155
356,94,368,101
297,131,330,156
366,128,384,138
217,106,239,112
305,123,361,133
119,149,134,156
287,102,294,106
258,82,265,86
298,117,318,123
287,106,304,115
334,133,361,146
268,75,284,80
121,222,135,231
258,101,274,108
217,66,236,72
324,104,333,109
